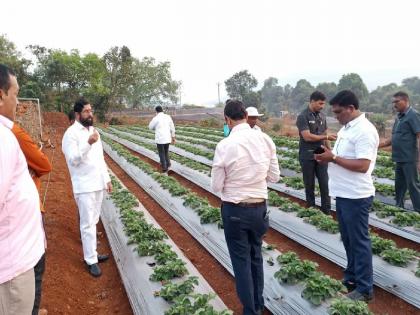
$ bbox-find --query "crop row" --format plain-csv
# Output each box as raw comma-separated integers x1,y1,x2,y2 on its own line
103,136,374,314
108,174,231,314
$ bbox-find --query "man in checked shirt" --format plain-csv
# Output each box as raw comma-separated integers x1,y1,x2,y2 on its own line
211,99,280,315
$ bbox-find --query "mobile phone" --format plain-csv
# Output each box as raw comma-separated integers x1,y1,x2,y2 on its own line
314,147,325,154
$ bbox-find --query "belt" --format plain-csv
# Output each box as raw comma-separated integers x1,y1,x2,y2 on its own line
222,200,266,208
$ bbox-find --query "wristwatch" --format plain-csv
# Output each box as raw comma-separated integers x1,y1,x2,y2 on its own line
332,154,337,163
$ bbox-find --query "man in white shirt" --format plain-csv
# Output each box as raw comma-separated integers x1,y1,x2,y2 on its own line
246,106,263,131
211,100,280,315
0,64,45,314
62,97,112,277
148,106,176,173
315,90,379,302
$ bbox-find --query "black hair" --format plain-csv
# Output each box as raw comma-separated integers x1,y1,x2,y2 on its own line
310,91,326,102
0,64,16,93
155,105,163,112
74,97,90,113
224,99,247,120
393,91,409,101
68,110,76,122
329,90,359,109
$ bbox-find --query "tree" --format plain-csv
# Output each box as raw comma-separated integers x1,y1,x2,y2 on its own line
128,57,179,107
290,79,314,112
337,73,369,104
225,70,258,100
315,82,337,101
260,77,283,116
0,34,31,84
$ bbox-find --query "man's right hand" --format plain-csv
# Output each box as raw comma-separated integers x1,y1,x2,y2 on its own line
88,129,100,145
327,134,337,141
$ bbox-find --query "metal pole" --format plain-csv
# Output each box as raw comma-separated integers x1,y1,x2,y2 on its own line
217,82,221,105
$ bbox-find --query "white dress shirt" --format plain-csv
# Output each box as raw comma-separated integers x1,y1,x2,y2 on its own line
328,114,379,199
62,121,110,194
148,112,175,144
0,115,45,284
211,123,280,203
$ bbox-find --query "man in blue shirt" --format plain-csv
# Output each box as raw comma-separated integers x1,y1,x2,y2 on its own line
379,91,420,212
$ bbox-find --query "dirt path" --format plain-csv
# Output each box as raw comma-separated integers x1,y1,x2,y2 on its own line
40,113,132,315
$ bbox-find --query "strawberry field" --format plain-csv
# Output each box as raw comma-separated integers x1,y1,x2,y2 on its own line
97,124,420,315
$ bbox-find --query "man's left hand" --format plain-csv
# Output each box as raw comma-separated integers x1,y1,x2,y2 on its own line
314,145,334,164
106,181,113,193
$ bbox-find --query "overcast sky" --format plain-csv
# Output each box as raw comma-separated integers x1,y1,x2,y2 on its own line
2,0,420,105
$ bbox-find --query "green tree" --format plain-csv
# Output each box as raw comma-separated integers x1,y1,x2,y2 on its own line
128,57,179,107
225,70,258,100
290,79,314,112
337,73,369,104
261,77,284,116
315,82,337,101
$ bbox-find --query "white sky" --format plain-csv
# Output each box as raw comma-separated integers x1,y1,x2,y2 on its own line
2,0,420,105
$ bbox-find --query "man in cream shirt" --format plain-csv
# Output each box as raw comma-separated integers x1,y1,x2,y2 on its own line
211,100,280,315
149,105,176,173
0,64,45,314
62,97,112,277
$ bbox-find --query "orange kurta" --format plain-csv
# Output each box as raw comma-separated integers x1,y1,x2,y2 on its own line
11,123,52,212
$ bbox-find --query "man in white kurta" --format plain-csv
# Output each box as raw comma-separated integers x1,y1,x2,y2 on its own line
62,98,112,277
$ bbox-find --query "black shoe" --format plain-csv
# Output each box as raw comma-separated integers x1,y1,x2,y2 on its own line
342,280,357,292
345,290,373,302
98,254,109,263
87,263,102,277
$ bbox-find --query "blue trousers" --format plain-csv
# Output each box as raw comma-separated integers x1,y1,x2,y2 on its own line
336,196,373,295
221,202,269,315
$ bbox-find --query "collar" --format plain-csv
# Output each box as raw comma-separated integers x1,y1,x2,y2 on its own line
345,113,365,129
230,122,251,134
75,120,91,131
398,106,411,118
0,114,14,130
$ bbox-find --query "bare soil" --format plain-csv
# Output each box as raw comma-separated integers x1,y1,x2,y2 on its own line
39,113,132,315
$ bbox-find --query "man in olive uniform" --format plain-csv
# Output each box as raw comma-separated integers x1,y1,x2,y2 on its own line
379,91,420,212
296,91,336,214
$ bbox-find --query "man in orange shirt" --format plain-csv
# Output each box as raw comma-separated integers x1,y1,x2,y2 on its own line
12,122,52,315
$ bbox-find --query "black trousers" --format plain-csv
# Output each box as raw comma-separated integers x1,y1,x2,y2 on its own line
221,202,269,315
32,253,46,315
395,162,420,212
299,159,331,213
156,143,170,171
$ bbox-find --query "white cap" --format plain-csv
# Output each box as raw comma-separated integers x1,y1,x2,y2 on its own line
246,107,264,117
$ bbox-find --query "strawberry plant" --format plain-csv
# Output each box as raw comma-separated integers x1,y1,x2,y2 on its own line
380,248,417,267
150,259,188,281
274,259,318,284
301,272,347,305
165,294,233,315
370,233,396,255
283,177,305,190
155,276,199,302
328,298,372,315
297,207,322,218
391,212,420,227
268,191,289,207
303,214,339,234
374,182,395,197
276,251,299,265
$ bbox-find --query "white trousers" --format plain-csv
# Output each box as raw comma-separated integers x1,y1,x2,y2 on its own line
75,190,104,265
0,268,35,315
